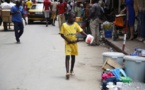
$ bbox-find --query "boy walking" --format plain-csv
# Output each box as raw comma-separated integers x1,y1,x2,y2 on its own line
60,12,87,80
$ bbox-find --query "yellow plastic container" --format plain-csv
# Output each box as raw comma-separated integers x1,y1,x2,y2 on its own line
75,17,82,22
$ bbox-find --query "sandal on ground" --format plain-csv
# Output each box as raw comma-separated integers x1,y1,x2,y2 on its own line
66,73,70,80
70,71,75,76
137,37,144,42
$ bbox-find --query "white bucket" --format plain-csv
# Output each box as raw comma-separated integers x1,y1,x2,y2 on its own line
85,34,94,44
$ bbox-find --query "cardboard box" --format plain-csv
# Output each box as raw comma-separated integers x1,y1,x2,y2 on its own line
1,9,11,17
2,16,12,22
102,58,123,70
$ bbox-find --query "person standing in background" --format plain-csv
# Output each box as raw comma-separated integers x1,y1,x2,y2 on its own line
104,0,110,14
10,0,27,43
25,0,32,12
74,2,82,17
135,0,145,42
51,0,58,26
57,0,67,31
65,1,72,21
84,3,92,34
1,0,12,31
126,0,135,40
43,0,51,27
89,0,103,46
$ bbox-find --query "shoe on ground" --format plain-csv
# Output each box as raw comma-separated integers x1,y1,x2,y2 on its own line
16,41,20,44
66,73,70,80
52,24,55,26
16,40,20,44
46,22,48,27
70,71,75,76
137,37,144,42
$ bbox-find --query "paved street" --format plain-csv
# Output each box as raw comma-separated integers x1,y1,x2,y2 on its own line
0,22,109,90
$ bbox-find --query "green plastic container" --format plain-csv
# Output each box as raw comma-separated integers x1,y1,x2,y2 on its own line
120,77,132,83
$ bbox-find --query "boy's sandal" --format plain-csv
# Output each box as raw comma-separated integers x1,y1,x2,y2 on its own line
70,71,75,76
66,73,70,80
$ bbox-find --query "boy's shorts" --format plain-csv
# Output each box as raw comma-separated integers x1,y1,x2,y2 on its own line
65,44,78,56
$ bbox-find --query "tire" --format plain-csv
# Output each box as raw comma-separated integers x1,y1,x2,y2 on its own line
28,20,33,24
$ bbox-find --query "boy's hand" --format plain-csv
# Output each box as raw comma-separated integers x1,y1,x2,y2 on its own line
71,40,79,43
67,40,72,44
67,40,78,44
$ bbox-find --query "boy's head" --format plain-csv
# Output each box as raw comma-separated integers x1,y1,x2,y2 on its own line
67,12,76,24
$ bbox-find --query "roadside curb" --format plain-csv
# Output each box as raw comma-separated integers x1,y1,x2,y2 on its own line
103,38,128,55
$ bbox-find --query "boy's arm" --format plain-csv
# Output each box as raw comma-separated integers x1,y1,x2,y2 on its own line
80,31,87,37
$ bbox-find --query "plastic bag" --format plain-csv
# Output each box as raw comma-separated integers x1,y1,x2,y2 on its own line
85,34,94,44
102,21,112,30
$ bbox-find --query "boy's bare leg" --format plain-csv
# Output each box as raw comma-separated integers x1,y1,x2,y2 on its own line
65,56,70,79
70,55,75,74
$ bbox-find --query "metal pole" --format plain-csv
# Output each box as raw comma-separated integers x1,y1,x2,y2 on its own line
122,2,128,52
122,18,128,51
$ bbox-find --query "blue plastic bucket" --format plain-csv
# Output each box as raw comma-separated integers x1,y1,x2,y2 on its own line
104,30,112,38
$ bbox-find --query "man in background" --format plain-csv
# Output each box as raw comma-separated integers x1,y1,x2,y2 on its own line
51,0,58,26
10,0,27,43
57,0,67,31
89,0,103,46
43,0,51,27
1,0,15,31
25,0,32,12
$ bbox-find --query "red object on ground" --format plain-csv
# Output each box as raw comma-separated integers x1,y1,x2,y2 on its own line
102,72,114,80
